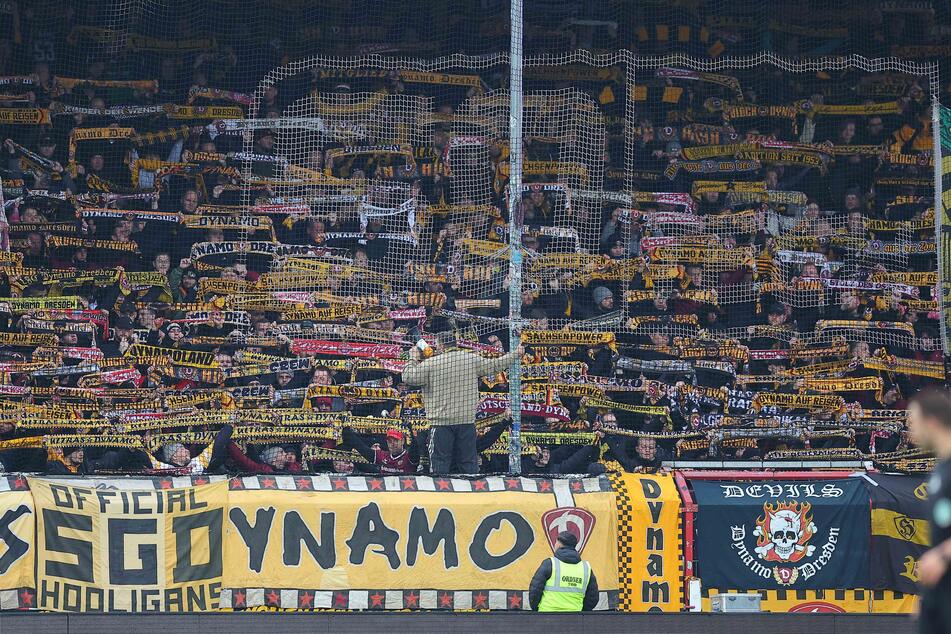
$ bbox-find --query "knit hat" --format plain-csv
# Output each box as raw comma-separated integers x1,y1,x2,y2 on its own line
592,286,613,305
556,530,578,549
162,443,185,463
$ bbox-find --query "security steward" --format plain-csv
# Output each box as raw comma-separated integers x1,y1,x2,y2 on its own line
529,531,600,611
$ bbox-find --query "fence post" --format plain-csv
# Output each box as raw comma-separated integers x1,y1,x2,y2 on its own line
508,0,524,474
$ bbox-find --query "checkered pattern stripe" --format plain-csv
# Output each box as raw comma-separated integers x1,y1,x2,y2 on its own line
676,493,685,606
608,473,636,610
34,475,614,493
224,474,614,493
150,475,227,489
220,588,619,610
0,587,35,609
701,587,908,601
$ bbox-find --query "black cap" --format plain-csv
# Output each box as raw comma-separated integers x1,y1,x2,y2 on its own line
38,135,55,147
556,531,578,549
115,316,134,330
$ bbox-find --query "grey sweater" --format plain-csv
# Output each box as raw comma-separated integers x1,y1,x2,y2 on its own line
402,348,519,426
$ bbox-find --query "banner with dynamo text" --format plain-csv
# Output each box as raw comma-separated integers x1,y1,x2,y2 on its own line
22,475,620,611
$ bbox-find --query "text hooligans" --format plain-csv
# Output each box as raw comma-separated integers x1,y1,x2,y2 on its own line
39,484,221,612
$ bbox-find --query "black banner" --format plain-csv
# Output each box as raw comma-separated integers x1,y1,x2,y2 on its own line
692,479,870,589
866,474,928,593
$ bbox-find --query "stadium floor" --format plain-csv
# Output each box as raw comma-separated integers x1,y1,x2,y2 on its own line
0,611,916,634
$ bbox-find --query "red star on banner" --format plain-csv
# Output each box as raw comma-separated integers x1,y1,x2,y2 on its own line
508,592,522,609
229,478,244,490
369,478,384,491
333,591,348,608
438,592,453,608
265,590,281,606
18,588,33,608
12,476,27,490
295,477,313,490
332,478,348,491
159,479,173,489
436,478,452,491
261,477,277,489
232,589,247,608
192,476,208,486
401,477,417,491
472,479,488,491
505,478,521,490
537,480,552,492
473,592,488,608
404,591,419,608
298,591,314,609
369,592,385,608
570,480,583,492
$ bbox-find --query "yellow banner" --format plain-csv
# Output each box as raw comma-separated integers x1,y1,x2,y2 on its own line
872,508,929,547
614,473,682,611
226,485,619,592
0,486,34,595
33,479,228,612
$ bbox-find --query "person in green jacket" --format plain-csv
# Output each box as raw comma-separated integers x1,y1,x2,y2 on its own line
529,531,600,612
402,331,522,475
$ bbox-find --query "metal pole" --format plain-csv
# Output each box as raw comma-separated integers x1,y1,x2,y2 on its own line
507,0,523,474
934,97,949,356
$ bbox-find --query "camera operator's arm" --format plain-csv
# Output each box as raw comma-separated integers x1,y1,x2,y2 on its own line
477,344,524,376
401,346,430,386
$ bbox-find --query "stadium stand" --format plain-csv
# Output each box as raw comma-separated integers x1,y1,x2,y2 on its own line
0,0,943,479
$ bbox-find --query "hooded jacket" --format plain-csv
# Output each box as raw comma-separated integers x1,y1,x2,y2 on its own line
528,545,600,611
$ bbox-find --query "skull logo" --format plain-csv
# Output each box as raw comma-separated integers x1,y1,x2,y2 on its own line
752,501,817,563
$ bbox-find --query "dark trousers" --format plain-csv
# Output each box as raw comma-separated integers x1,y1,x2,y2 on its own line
429,424,478,475
919,588,951,634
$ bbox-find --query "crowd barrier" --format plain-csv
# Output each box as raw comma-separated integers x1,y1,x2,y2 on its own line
0,471,924,613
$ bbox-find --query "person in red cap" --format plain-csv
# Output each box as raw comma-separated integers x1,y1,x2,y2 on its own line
343,427,416,475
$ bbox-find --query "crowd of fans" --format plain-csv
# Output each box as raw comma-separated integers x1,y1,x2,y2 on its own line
0,2,942,476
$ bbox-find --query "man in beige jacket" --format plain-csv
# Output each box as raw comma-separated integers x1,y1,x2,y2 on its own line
403,332,522,474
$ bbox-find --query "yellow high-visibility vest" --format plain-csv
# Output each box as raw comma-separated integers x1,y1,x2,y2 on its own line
537,557,590,612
